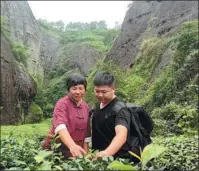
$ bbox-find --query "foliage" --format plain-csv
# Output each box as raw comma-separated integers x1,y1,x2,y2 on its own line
37,18,64,33
151,135,198,171
38,19,108,33
86,40,109,52
91,29,120,45
150,20,198,107
1,123,198,171
11,42,30,68
108,160,137,170
151,103,198,136
43,73,68,105
1,16,30,68
1,119,51,139
129,144,166,170
0,16,11,42
171,19,198,69
60,29,119,52
0,135,41,170
133,36,167,79
65,20,108,31
120,74,145,102
26,103,44,124
0,134,129,171
43,103,54,118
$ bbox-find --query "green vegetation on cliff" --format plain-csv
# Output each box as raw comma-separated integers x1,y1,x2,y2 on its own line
85,20,198,136
1,16,30,68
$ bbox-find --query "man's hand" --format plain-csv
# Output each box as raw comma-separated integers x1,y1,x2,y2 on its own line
93,150,110,160
69,144,86,158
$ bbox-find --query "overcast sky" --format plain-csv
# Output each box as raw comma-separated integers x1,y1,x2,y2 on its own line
28,1,132,28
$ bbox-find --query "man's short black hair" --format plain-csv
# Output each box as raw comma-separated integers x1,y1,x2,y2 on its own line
66,73,87,90
93,71,115,86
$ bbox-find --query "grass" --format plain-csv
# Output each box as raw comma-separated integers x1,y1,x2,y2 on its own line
1,119,51,139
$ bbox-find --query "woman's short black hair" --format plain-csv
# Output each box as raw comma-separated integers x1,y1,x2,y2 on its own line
66,73,87,90
93,71,115,86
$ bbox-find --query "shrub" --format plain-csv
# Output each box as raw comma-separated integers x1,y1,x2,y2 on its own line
120,74,145,102
151,135,198,171
133,36,167,78
151,103,198,135
0,135,41,170
150,20,198,107
43,103,54,118
11,42,30,68
26,103,43,124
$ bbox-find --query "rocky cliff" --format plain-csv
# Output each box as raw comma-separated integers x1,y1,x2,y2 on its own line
0,1,103,124
39,31,61,75
106,1,198,68
55,42,103,76
1,1,43,75
1,34,36,124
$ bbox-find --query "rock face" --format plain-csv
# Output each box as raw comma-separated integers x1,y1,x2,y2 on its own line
1,1,43,75
1,35,36,125
39,32,61,75
105,1,198,68
56,42,103,76
0,1,103,124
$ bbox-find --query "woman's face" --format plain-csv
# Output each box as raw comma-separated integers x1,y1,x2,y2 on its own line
68,84,86,103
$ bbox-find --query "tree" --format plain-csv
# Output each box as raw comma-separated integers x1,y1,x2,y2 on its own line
98,20,107,29
54,20,65,31
89,21,97,30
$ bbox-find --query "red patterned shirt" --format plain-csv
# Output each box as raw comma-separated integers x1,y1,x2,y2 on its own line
50,96,90,141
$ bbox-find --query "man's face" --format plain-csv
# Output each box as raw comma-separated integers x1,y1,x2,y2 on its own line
94,85,115,104
68,84,86,103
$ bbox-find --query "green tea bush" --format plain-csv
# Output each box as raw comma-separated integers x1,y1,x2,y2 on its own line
151,103,198,135
1,132,197,171
0,135,41,170
26,103,43,124
151,136,198,171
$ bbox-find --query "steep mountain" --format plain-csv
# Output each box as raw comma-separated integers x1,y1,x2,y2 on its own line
1,1,43,75
1,1,197,125
1,34,36,124
106,1,198,68
86,1,198,117
0,1,107,124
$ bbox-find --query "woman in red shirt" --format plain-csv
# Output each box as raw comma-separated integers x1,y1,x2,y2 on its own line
42,73,91,159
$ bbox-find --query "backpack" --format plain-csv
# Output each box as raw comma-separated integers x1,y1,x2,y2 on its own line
112,101,154,151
